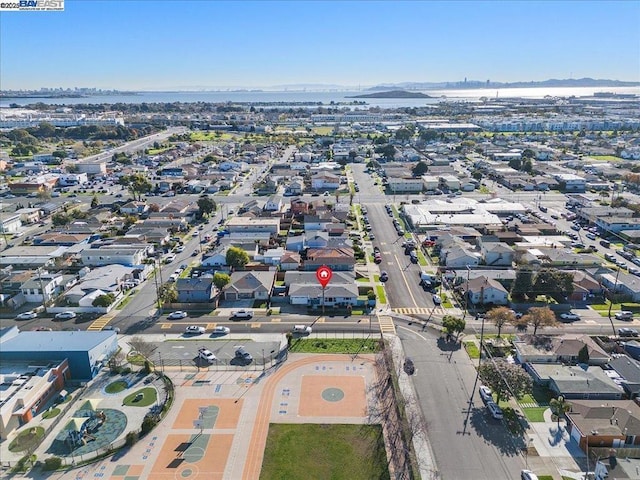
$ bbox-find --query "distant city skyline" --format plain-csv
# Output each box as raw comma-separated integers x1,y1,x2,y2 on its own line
1,1,638,91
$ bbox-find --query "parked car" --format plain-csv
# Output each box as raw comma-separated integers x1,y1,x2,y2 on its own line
479,385,493,404
212,326,230,335
432,295,442,305
168,311,188,320
185,325,206,335
54,311,77,320
198,347,216,363
232,309,254,319
559,312,580,322
615,311,634,321
521,470,539,480
102,325,121,333
486,401,504,420
235,346,253,362
16,311,37,320
619,327,639,337
403,358,415,375
380,271,389,282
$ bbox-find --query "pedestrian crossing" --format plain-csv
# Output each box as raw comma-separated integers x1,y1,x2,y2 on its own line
378,315,396,334
393,307,435,315
87,316,115,331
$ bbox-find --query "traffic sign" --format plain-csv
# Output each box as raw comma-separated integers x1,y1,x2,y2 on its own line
316,266,333,288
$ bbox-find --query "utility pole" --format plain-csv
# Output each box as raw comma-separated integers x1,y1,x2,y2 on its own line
607,266,621,337
37,267,48,313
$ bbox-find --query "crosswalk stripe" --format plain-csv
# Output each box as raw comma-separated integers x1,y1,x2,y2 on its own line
316,317,325,323
270,318,281,323
392,307,433,315
206,323,218,330
251,323,261,329
160,323,172,329
378,315,396,334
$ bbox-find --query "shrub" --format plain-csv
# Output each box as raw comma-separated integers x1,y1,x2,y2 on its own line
143,361,151,375
43,457,62,471
141,415,158,435
125,431,138,446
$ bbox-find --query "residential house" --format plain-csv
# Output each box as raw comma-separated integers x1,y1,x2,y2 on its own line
20,273,64,303
81,245,149,267
565,400,640,452
284,179,304,196
303,215,331,232
255,247,286,266
286,234,306,253
201,246,230,268
311,172,340,191
463,276,509,306
176,276,215,303
280,252,301,271
264,195,283,212
514,334,610,365
290,198,309,216
387,177,424,193
527,363,624,400
33,233,91,247
567,270,603,303
304,248,355,271
607,356,640,399
480,241,515,266
284,271,358,307
600,270,640,302
15,208,41,225
63,265,135,307
226,217,280,236
223,271,275,301
443,247,481,268
120,201,149,216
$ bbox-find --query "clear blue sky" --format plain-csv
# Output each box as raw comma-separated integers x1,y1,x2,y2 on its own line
1,0,639,90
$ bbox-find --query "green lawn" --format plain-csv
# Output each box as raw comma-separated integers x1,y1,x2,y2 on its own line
521,407,548,422
42,408,61,420
105,380,128,394
463,342,480,359
376,285,387,304
260,424,389,480
288,338,381,354
590,155,624,162
9,426,45,453
416,248,428,266
123,387,157,407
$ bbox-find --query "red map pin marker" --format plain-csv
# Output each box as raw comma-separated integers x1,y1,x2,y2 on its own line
316,266,333,288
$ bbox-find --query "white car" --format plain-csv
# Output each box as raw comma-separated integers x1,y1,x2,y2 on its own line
213,326,230,335
16,311,38,320
175,246,185,253
559,312,580,321
168,311,188,320
520,470,539,480
185,325,205,335
432,295,442,305
293,325,312,334
479,385,493,404
232,309,253,319
55,311,77,320
198,347,216,363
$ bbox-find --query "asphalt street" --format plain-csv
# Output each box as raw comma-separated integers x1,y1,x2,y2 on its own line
398,324,526,480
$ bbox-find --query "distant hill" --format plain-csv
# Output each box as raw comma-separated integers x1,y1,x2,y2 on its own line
367,78,640,91
347,90,432,99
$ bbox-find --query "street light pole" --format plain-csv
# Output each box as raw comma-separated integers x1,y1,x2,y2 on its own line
607,267,621,337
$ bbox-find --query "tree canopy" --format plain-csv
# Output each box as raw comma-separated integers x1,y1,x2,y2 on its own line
533,269,575,301
119,173,152,201
522,306,559,335
212,272,231,291
226,246,249,270
478,360,533,403
486,307,516,338
442,315,466,336
197,196,217,218
411,161,429,177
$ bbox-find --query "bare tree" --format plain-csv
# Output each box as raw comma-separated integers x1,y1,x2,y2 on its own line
128,336,157,361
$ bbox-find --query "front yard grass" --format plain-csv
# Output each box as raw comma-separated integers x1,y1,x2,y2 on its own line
288,338,381,354
8,426,45,453
376,285,387,304
260,424,389,480
521,407,548,423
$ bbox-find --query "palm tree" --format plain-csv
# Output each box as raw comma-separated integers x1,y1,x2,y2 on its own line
550,395,571,427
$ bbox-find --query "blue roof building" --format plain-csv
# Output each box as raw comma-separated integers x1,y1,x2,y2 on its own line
0,327,118,380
